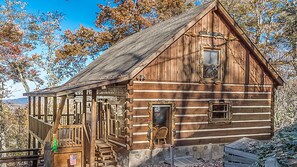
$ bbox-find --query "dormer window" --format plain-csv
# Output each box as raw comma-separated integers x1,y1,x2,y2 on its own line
203,50,220,80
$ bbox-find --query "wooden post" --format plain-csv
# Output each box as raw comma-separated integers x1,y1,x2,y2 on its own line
52,96,67,135
82,90,87,122
90,89,97,167
33,149,38,167
28,96,31,150
44,97,48,123
82,90,87,166
74,102,78,124
38,97,41,119
53,97,57,123
32,136,36,148
105,101,110,143
28,96,31,116
67,99,70,125
44,142,54,167
28,133,31,149
33,96,36,117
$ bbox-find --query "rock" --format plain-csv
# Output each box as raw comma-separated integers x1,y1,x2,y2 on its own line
265,157,281,167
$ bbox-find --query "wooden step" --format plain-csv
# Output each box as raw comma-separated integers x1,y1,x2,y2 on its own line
101,155,114,160
104,160,117,165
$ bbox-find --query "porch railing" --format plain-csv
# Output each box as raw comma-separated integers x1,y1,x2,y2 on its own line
57,124,83,147
29,116,53,142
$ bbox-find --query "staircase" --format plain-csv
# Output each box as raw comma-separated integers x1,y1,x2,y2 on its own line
95,140,118,167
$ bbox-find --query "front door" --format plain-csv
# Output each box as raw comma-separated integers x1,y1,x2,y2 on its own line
149,103,175,148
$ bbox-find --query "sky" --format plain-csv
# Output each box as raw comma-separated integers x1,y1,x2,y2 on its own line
1,0,107,99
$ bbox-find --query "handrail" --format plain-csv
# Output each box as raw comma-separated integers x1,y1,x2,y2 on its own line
29,116,53,143
0,148,42,165
0,148,41,154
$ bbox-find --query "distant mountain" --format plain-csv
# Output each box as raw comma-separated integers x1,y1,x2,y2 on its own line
3,97,28,105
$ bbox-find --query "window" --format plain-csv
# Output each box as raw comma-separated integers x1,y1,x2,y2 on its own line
153,106,169,127
203,50,220,79
109,98,125,138
209,101,231,123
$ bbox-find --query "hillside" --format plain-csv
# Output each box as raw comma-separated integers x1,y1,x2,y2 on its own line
3,98,28,105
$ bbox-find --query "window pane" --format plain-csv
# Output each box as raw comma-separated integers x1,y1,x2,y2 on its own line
213,112,227,118
203,65,218,78
153,106,169,127
203,50,219,79
213,104,227,111
203,51,218,65
203,51,211,64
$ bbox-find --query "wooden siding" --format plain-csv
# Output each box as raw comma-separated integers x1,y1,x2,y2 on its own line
129,81,273,149
135,11,274,85
130,11,275,150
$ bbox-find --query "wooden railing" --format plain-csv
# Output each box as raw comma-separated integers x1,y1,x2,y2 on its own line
0,148,43,166
39,114,77,125
57,124,83,147
29,116,53,143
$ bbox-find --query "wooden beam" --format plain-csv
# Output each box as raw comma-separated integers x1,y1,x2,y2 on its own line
28,96,31,116
82,90,87,123
38,97,41,119
90,89,97,167
44,97,48,123
32,136,36,148
53,97,57,122
52,95,67,135
67,99,70,125
74,102,78,124
32,97,36,117
28,133,31,149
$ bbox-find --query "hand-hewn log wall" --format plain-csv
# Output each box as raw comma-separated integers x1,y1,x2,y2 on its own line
130,81,273,149
130,10,275,150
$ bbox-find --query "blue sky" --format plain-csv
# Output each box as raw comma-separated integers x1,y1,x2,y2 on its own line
23,0,104,30
1,0,106,99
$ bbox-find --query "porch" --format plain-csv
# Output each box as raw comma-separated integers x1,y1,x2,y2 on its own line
26,85,132,166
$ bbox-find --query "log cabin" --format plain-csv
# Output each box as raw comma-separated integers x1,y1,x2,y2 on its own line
24,1,284,166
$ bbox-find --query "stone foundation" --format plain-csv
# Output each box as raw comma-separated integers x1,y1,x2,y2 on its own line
128,144,224,167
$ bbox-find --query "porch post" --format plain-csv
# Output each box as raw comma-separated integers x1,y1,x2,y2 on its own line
82,90,87,122
53,97,57,123
28,96,31,116
44,97,48,123
38,97,41,119
67,99,70,125
32,96,36,117
82,90,87,167
90,89,97,166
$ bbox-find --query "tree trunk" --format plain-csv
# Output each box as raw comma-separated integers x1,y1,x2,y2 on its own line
17,68,30,93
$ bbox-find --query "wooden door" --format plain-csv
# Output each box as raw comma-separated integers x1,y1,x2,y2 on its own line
98,100,108,142
148,103,176,148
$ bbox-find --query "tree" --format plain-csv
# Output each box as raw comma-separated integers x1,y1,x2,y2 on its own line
274,0,297,78
55,0,194,78
0,0,43,93
29,11,65,87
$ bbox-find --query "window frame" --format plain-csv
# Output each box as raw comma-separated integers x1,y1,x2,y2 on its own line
108,99,125,139
208,100,232,123
201,48,222,82
148,102,176,148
